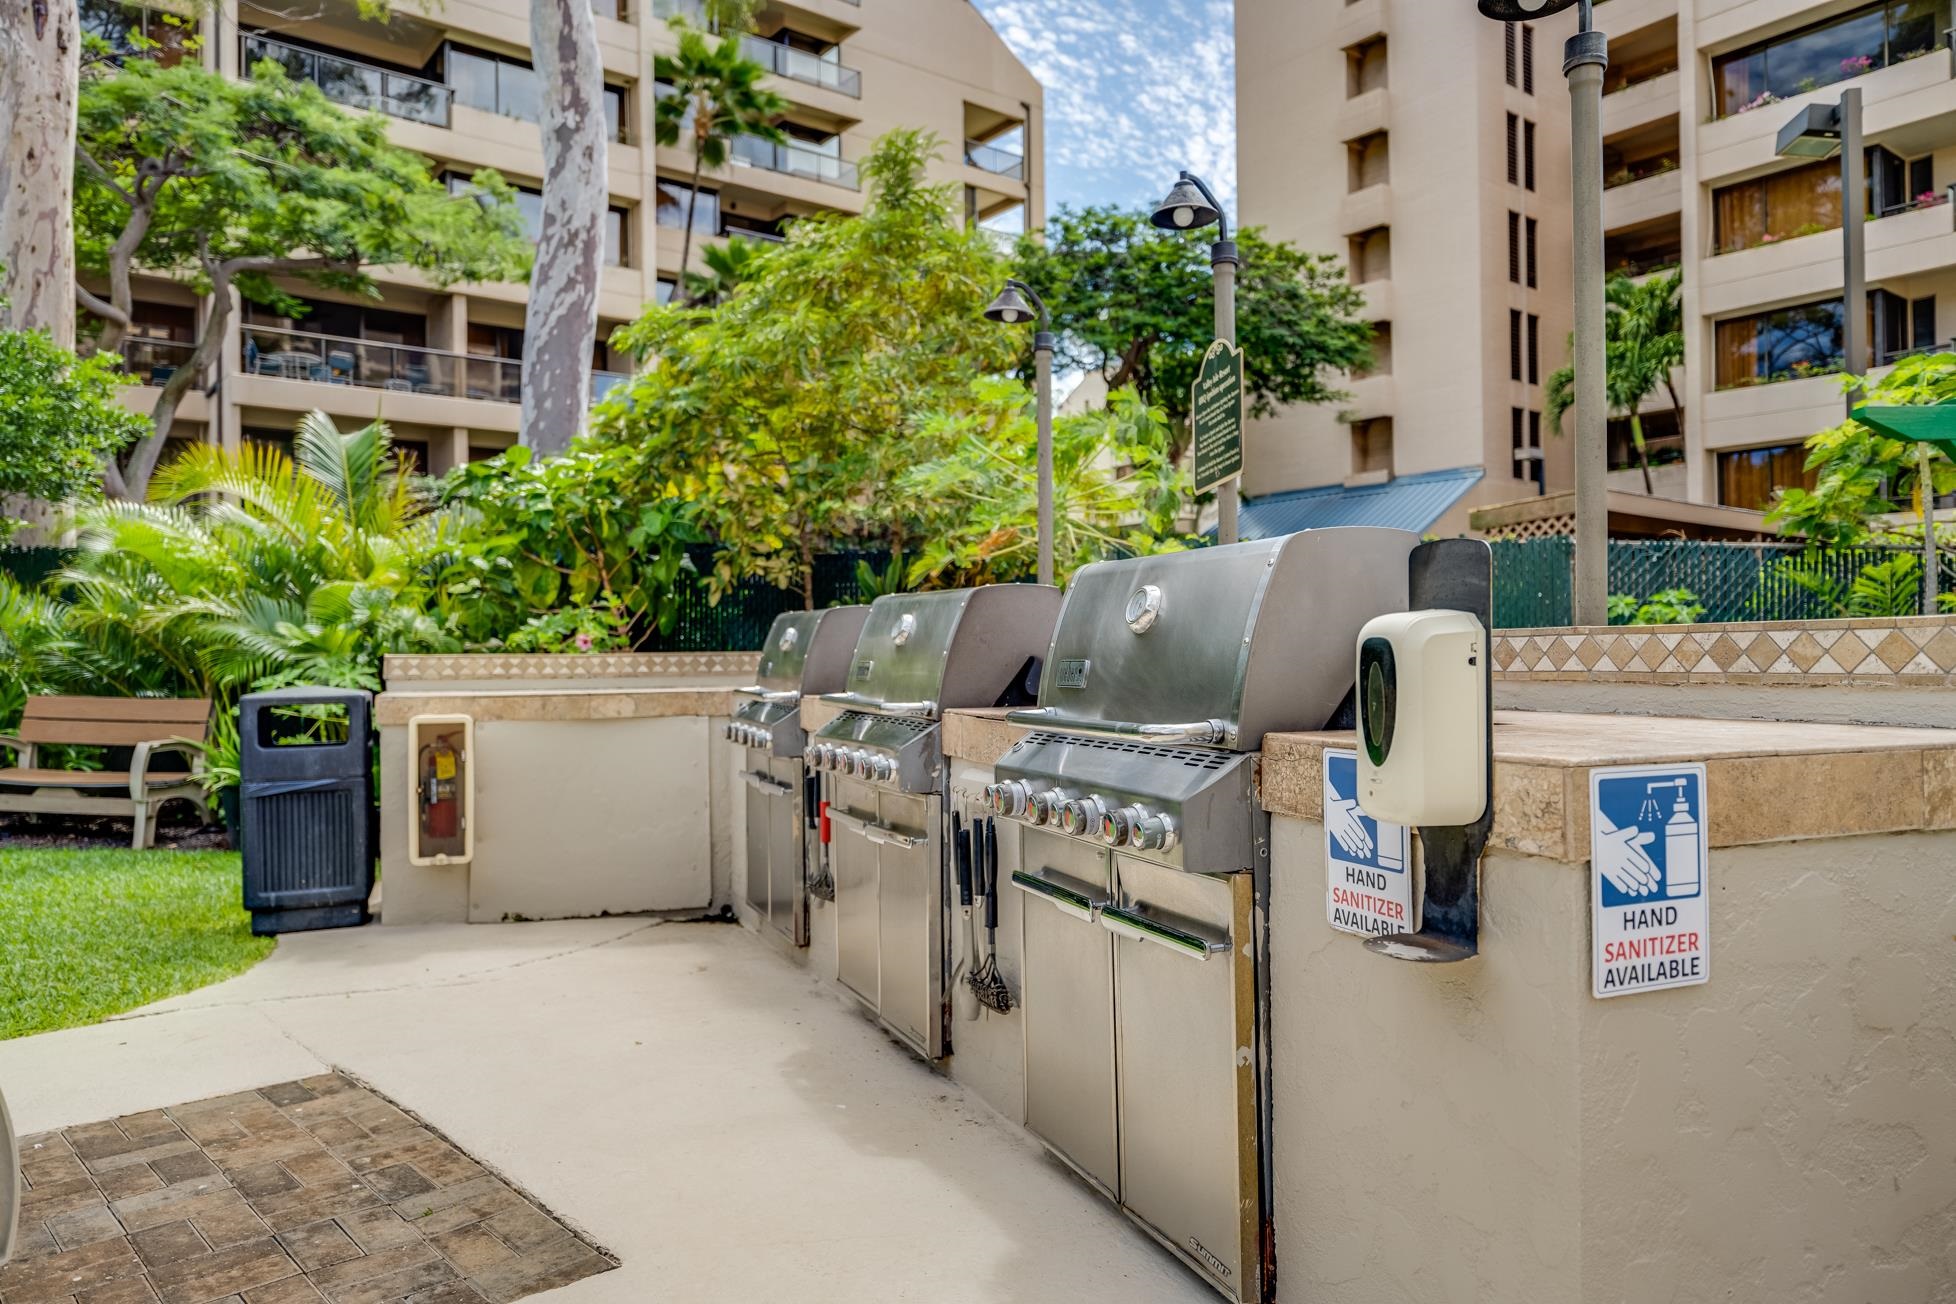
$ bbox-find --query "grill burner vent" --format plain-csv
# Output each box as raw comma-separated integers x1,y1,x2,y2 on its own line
840,711,933,733
1023,731,1230,771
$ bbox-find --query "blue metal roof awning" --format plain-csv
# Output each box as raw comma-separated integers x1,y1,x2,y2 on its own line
1227,466,1486,540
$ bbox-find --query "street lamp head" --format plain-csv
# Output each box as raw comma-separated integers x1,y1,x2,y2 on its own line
984,283,1036,326
1150,176,1221,232
1475,0,1581,18
1776,102,1845,158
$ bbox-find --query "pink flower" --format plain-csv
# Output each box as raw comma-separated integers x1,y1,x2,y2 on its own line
574,632,594,651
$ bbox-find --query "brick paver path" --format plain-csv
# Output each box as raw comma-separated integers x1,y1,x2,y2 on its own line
0,1073,615,1304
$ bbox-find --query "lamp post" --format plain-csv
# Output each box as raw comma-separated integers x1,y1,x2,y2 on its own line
984,279,1057,585
1476,0,1609,624
1150,171,1241,545
1776,91,1866,417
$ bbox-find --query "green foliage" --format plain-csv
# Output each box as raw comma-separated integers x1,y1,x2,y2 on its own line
1009,206,1371,440
435,444,704,646
601,130,1016,603
1768,551,1933,617
0,849,272,1040
1767,352,1956,544
1545,271,1684,488
900,381,1196,586
853,553,909,600
682,234,767,307
1608,587,1705,625
0,321,150,537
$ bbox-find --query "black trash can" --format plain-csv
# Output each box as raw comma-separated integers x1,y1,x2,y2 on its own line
239,687,375,936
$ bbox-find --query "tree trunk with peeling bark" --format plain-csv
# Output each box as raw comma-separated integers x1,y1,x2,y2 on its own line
522,0,605,457
0,0,78,344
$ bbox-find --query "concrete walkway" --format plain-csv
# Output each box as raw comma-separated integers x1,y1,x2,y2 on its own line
0,919,1213,1303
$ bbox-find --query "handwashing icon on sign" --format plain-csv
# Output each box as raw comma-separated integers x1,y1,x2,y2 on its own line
1594,769,1704,907
1324,752,1404,872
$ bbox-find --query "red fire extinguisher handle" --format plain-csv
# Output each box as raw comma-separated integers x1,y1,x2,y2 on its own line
819,800,831,843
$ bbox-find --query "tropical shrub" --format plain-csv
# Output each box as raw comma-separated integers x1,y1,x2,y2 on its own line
0,318,150,536
1608,588,1706,625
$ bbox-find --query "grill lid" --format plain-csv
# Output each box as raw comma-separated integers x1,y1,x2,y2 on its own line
750,605,871,697
823,585,1062,719
1007,529,1417,752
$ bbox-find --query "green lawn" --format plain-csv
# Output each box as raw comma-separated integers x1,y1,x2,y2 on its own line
0,848,274,1040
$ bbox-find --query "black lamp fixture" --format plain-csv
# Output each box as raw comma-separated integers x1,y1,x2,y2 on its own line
1150,173,1223,235
1475,0,1581,17
1775,103,1846,158
983,280,1046,329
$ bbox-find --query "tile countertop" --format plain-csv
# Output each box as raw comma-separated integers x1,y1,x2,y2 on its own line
1263,711,1956,864
375,686,735,725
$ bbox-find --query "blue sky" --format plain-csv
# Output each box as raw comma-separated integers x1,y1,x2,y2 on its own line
969,0,1236,218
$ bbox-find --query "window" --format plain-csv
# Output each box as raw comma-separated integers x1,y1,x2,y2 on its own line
1526,217,1539,288
1524,121,1537,191
1870,145,1938,216
1713,159,1840,253
450,174,630,266
79,0,195,65
1527,313,1540,384
1506,114,1519,185
1508,212,1521,283
1349,132,1389,191
1514,408,1545,489
1714,298,1845,388
1505,24,1517,86
1874,288,1939,362
1347,36,1388,97
654,179,719,239
655,279,677,305
448,46,628,140
1712,1,1941,119
1522,24,1535,94
1351,418,1393,474
1717,444,1819,510
1509,309,1523,381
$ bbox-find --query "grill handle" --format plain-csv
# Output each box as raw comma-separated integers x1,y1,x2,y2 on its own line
820,691,939,716
826,805,924,850
1010,868,1107,922
734,687,801,703
740,770,794,796
1003,708,1231,747
1097,904,1231,960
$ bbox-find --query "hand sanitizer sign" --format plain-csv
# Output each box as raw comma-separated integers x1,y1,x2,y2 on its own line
1591,762,1709,998
1323,748,1415,938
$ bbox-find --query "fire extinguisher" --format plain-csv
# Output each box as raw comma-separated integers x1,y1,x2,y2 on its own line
419,735,460,839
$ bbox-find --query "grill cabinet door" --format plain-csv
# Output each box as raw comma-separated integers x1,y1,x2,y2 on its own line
743,766,772,919
1108,859,1259,1303
874,791,939,1058
766,756,803,945
1017,831,1118,1196
829,776,880,1007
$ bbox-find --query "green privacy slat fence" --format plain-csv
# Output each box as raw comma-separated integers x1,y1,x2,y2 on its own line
1491,537,1956,628
639,546,893,651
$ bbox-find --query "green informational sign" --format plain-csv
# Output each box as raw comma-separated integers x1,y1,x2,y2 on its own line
1190,339,1245,495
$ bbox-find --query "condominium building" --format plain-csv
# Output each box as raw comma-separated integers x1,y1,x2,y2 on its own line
93,0,1043,473
1237,0,1955,539
1233,0,1580,537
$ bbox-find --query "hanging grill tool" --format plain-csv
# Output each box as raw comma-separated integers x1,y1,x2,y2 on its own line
966,817,1013,1014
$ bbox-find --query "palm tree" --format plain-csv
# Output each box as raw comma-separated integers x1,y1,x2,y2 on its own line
653,22,789,294
682,233,768,306
1545,269,1684,494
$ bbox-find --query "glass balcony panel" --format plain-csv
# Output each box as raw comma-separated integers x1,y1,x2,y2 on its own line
732,135,858,189
243,34,450,127
114,336,197,386
239,326,516,402
964,139,1025,179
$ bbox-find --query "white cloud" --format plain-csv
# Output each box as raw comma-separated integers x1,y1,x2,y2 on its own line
971,0,1236,214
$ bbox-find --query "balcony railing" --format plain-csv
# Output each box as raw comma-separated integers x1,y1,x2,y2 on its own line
964,139,1025,180
1604,158,1679,190
720,224,787,243
741,35,861,97
111,336,198,387
242,326,521,403
241,34,451,128
731,134,858,189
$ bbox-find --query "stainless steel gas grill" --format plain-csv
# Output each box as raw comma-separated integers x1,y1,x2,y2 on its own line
985,529,1417,1304
729,605,870,947
810,585,1062,1059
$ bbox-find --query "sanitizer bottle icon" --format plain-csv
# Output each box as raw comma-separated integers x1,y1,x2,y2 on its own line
1644,778,1700,898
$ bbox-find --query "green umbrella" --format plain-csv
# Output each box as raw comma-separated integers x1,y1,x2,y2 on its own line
1852,400,1956,462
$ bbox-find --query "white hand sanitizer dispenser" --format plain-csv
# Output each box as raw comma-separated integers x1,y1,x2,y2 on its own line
1355,609,1488,827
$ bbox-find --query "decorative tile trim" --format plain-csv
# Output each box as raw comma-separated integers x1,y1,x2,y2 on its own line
1493,616,1956,686
384,652,761,683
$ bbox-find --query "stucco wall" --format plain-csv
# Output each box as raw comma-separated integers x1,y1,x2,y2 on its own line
1269,815,1956,1303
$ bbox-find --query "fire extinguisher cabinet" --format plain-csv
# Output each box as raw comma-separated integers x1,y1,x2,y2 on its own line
238,687,376,936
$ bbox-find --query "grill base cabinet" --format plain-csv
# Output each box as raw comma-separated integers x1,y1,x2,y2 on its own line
239,688,376,936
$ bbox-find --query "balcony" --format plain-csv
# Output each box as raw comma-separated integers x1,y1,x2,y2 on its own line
242,326,521,403
110,336,198,387
964,138,1024,180
240,34,450,128
741,35,860,97
1700,197,1956,317
731,134,858,189
591,370,630,402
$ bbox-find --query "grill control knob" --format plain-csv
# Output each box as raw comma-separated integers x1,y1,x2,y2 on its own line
871,756,896,783
852,751,874,779
988,780,1032,818
1029,789,1067,826
1101,805,1146,847
809,743,830,768
1061,796,1109,838
1132,811,1179,853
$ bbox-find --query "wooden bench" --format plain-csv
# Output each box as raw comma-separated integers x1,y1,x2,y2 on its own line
0,696,213,848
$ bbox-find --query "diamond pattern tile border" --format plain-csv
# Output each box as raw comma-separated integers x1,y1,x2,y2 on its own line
0,1074,616,1304
1493,616,1956,686
383,652,760,683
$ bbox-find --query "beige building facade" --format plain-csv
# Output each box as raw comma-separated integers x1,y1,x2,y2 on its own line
96,0,1042,472
1238,0,1956,535
1234,0,1580,537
